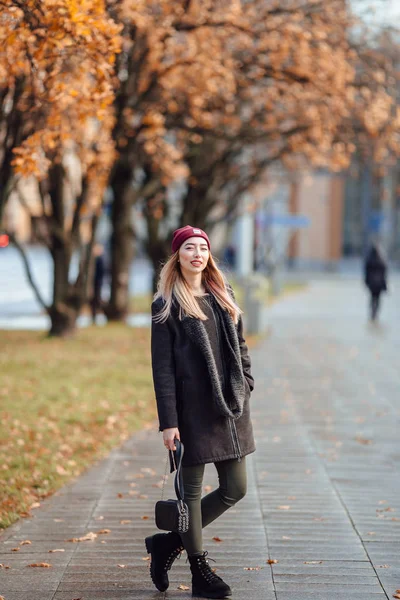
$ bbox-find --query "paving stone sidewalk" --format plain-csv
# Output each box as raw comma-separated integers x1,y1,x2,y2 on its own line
1,275,400,600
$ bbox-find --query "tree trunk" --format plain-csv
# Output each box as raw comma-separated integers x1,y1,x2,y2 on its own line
181,183,211,229
47,163,79,337
104,162,134,321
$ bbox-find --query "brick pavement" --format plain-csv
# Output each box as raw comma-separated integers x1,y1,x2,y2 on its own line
1,274,399,600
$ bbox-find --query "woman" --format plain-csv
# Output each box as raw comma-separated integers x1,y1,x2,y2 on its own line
364,243,388,321
146,225,255,599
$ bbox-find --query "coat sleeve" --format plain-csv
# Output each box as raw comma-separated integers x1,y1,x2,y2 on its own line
151,301,179,431
237,314,255,392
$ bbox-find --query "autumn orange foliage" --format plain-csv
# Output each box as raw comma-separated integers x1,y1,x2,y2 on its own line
0,0,122,193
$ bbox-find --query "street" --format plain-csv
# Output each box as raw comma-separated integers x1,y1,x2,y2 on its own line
0,246,153,329
1,274,399,599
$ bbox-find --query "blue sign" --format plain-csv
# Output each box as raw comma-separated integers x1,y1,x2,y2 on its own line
257,213,311,228
368,211,383,233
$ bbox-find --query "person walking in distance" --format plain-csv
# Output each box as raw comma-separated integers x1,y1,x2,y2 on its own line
146,225,255,599
364,243,388,321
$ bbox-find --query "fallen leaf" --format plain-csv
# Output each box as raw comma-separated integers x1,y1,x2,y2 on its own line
128,490,139,496
100,541,107,544
142,556,150,561
117,493,124,498
177,584,190,590
120,520,132,524
20,540,32,546
267,559,278,564
0,595,5,600
244,566,260,571
367,532,376,535
203,485,212,492
28,562,52,568
95,516,104,521
212,536,223,542
141,467,156,476
355,436,372,445
53,518,64,522
138,494,148,499
30,502,41,509
48,549,65,553
378,565,389,568
11,548,20,552
393,594,400,599
0,564,11,569
141,516,149,520
117,564,127,568
277,505,290,510
67,532,97,542
97,529,111,535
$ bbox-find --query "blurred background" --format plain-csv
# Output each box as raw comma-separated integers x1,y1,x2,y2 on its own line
0,0,399,528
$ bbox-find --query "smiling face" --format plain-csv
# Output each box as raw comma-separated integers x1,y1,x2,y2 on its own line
178,236,209,277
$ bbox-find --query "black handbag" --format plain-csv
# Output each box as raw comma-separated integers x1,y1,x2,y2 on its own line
155,439,189,534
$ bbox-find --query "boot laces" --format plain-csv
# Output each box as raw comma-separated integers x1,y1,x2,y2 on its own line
197,551,221,583
164,546,183,572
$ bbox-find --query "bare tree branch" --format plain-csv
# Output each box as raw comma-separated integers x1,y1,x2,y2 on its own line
7,232,49,313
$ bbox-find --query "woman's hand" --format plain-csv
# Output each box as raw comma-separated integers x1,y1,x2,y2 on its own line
163,427,180,451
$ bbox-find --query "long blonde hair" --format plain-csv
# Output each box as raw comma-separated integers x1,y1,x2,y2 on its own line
153,251,242,324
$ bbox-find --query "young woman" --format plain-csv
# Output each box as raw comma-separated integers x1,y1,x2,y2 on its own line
146,225,255,599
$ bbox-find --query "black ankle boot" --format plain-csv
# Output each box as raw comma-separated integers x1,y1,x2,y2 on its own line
145,532,183,592
189,551,232,599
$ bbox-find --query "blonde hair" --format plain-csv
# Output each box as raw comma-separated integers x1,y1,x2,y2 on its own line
153,251,242,324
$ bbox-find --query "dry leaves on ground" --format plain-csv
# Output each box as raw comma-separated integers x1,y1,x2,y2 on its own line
48,549,65,553
67,532,97,542
0,564,11,569
28,562,51,568
212,536,223,542
393,591,400,599
97,529,111,534
267,559,278,564
120,520,131,524
20,540,31,546
244,566,260,571
178,584,190,590
277,505,291,510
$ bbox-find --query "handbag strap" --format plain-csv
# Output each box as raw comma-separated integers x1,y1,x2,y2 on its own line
169,439,185,502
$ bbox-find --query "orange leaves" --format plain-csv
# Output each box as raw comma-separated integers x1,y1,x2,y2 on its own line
28,562,52,568
2,0,122,183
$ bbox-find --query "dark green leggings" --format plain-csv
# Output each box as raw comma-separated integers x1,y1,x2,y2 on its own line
179,457,247,555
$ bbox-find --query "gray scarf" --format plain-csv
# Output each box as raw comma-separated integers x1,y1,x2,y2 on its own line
181,296,246,420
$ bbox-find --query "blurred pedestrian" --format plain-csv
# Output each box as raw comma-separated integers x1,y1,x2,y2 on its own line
91,243,105,324
364,243,388,321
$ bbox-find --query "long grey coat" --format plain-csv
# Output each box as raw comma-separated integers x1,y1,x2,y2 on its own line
151,295,256,467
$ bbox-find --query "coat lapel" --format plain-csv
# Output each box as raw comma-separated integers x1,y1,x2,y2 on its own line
181,304,246,420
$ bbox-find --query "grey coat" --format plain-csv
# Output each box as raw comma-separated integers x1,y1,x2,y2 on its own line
151,295,256,467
